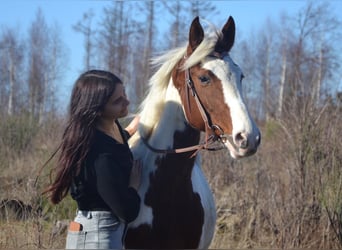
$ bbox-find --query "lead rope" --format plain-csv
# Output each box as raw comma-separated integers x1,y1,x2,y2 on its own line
141,133,218,157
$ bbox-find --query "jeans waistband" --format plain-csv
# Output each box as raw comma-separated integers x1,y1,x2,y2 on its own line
77,210,114,219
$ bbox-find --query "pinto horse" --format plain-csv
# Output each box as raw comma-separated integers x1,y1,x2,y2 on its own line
125,16,261,249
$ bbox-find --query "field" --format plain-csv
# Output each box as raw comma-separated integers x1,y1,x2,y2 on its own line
0,104,341,249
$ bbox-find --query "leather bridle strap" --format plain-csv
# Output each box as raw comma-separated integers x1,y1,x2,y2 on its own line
141,134,221,157
184,67,213,147
184,62,226,142
184,67,212,132
140,55,226,157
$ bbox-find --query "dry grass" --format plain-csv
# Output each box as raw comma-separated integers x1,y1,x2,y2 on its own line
205,103,342,249
0,102,341,249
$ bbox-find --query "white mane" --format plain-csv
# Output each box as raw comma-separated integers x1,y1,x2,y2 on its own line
130,21,222,146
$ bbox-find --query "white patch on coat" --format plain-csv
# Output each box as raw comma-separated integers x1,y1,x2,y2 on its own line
129,80,187,229
191,154,216,249
202,56,257,141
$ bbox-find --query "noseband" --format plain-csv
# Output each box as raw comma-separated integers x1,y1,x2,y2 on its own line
141,53,227,157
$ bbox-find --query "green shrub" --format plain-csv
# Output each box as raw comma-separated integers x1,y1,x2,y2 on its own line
0,114,39,155
264,119,282,140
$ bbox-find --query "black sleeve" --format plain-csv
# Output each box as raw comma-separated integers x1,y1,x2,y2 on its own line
94,154,141,223
123,130,131,140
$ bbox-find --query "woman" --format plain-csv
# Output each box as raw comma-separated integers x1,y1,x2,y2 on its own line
45,69,142,249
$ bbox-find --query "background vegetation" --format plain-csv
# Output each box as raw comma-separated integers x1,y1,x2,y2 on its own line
0,1,341,249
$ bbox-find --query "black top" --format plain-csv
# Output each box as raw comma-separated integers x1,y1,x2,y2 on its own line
70,121,141,223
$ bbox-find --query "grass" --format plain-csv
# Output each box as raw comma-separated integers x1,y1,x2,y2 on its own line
0,103,341,249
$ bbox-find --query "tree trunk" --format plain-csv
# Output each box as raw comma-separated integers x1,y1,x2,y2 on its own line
7,57,14,116
277,46,287,119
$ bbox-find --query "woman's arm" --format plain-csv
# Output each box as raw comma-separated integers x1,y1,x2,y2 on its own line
94,154,141,223
124,115,140,137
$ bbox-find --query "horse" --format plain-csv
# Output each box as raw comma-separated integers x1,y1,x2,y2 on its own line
125,16,261,249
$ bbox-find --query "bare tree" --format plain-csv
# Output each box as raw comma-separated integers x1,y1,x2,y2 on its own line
27,8,49,121
163,1,217,49
97,2,148,111
73,10,95,71
98,1,129,75
189,0,217,18
142,1,155,82
254,19,280,120
277,44,287,119
135,1,159,104
0,27,24,116
162,1,185,48
277,15,289,119
45,23,67,118
285,2,340,110
276,3,341,247
27,9,66,122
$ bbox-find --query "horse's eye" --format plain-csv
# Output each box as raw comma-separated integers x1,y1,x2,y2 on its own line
199,75,210,85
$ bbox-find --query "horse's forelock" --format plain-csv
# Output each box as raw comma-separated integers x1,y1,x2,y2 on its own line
183,29,220,70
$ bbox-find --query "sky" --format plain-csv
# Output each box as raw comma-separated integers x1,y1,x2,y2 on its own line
1,0,342,106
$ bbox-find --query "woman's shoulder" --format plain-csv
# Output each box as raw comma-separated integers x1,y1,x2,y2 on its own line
90,129,132,158
93,129,118,149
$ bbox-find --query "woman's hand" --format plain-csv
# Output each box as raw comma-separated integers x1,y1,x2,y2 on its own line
129,159,142,191
125,115,140,136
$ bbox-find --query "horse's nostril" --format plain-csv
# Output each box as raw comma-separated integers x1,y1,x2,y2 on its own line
235,132,248,149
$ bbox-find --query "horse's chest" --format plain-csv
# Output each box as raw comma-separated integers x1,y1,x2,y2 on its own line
125,156,216,249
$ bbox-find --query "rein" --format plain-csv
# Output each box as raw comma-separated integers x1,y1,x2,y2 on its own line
141,53,228,157
141,134,225,158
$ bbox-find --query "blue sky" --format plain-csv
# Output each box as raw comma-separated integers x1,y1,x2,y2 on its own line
1,0,341,105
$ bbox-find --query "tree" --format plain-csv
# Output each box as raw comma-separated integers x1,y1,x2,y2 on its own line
45,23,67,118
73,10,95,71
0,27,25,116
253,18,280,120
135,1,159,106
162,1,186,48
98,1,129,75
277,14,289,119
284,2,340,112
189,0,217,18
97,1,149,111
27,8,49,121
163,1,218,49
27,8,66,122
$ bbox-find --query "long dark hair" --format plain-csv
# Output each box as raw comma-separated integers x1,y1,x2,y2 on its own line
45,70,123,204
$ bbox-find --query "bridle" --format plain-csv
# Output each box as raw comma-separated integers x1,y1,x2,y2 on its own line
141,52,229,157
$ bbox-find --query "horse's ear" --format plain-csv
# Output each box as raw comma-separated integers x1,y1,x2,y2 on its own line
189,16,204,53
215,16,235,53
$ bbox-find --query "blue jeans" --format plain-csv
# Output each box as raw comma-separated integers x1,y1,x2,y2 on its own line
65,210,125,249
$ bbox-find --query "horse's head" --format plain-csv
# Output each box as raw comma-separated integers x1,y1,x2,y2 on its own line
172,16,261,159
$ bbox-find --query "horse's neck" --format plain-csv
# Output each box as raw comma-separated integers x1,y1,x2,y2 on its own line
131,80,201,191
148,80,200,150
131,80,200,177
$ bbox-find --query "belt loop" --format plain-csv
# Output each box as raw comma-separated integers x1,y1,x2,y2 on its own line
87,211,92,219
